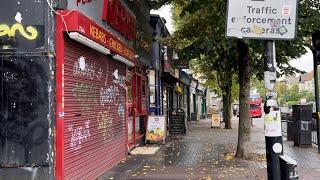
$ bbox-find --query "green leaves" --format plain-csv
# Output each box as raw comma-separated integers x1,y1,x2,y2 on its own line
168,0,320,81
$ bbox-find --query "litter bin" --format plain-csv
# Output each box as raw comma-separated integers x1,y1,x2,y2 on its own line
292,105,312,146
280,155,298,180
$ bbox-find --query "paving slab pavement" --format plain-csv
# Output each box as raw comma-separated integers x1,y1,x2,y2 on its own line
99,117,320,179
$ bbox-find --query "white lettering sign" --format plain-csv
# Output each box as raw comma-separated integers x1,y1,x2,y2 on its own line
226,0,298,40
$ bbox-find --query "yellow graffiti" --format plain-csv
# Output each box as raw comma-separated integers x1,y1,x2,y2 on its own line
0,23,38,40
97,109,114,141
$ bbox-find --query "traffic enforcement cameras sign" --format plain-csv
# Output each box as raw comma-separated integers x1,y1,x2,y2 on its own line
226,0,298,40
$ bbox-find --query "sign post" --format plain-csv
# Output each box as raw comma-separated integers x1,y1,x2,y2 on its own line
263,40,283,179
227,0,298,179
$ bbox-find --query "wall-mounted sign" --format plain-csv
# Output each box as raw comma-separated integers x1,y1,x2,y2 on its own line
102,0,135,40
59,10,135,62
175,86,183,94
146,116,166,143
66,0,135,44
226,0,298,40
163,46,174,75
174,58,189,69
133,1,153,67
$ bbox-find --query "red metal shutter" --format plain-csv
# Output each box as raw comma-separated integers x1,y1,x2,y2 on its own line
63,37,127,179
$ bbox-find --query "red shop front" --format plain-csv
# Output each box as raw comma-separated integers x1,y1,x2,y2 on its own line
126,65,148,149
55,11,135,180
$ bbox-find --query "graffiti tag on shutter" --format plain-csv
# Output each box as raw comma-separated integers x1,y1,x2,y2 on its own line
100,85,120,106
97,109,113,141
73,58,103,80
68,120,91,151
72,82,99,111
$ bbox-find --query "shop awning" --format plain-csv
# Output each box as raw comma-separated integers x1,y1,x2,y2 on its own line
161,72,181,84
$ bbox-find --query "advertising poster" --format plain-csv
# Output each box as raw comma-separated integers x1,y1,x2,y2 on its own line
211,114,221,128
146,116,166,143
264,111,282,137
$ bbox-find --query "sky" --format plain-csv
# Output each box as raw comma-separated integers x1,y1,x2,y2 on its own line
150,5,174,33
151,5,314,73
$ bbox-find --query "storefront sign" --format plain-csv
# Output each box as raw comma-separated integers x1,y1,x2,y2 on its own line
102,0,135,40
163,46,175,75
134,3,153,67
146,116,166,143
226,0,298,40
60,11,135,62
175,86,183,94
180,71,191,86
174,58,189,69
264,111,282,137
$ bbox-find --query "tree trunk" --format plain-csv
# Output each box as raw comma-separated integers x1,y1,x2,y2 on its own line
235,41,251,159
223,73,232,129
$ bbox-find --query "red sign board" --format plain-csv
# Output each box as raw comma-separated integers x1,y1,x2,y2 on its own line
59,10,135,62
102,0,135,41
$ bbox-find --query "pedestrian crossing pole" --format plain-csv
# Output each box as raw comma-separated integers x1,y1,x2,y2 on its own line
263,40,283,180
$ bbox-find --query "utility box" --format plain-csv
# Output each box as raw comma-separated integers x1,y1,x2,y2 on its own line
292,105,312,146
280,155,298,180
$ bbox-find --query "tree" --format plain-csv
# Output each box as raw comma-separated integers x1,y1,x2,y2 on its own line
236,40,251,158
168,0,255,157
157,0,320,158
168,0,240,129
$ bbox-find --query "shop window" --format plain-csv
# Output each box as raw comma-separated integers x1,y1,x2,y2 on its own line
148,70,157,108
150,86,156,107
148,70,156,85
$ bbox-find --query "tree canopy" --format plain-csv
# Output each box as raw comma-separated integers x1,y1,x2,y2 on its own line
164,0,320,78
157,0,320,158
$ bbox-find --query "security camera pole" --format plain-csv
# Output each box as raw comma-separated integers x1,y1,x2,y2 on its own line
226,0,298,179
263,41,283,179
